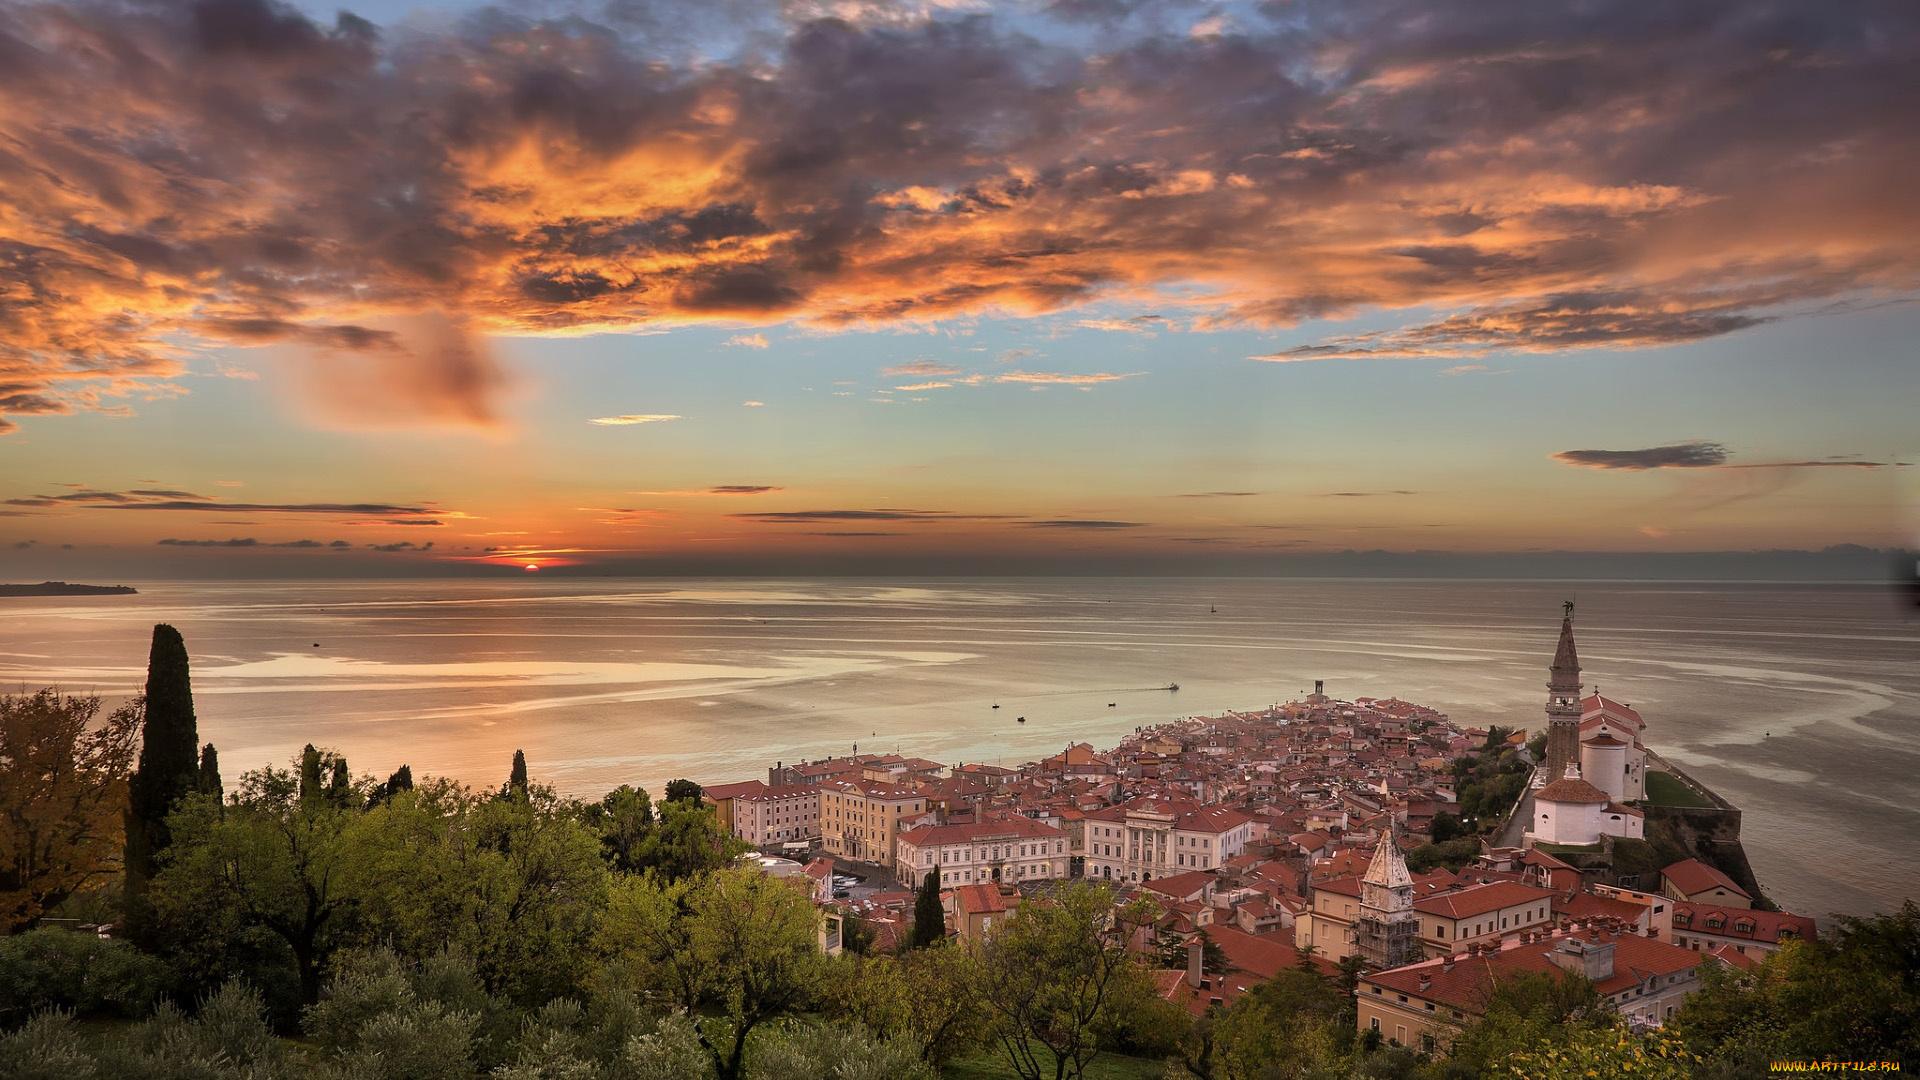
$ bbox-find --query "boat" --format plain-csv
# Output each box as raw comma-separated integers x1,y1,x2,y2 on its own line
1016,716,1026,723
992,704,1000,709
1165,683,1180,692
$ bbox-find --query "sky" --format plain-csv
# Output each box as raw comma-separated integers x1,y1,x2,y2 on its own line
1,0,1916,577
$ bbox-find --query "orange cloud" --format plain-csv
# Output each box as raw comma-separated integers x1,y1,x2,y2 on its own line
1,0,1916,431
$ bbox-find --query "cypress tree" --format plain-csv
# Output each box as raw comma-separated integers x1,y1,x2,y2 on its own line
388,764,413,794
299,744,323,802
507,749,528,794
328,757,351,805
911,864,945,948
197,743,221,797
124,623,201,939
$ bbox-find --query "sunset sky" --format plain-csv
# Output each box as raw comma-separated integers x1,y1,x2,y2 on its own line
2,0,1914,576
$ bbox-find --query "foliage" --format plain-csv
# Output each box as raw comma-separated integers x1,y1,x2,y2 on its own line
910,863,945,949
1424,968,1605,1080
197,743,221,798
598,864,827,1080
151,763,361,1008
0,927,168,1020
0,981,292,1080
0,690,140,931
1404,838,1482,875
975,882,1159,1080
1168,967,1353,1080
631,799,747,883
744,1020,935,1080
507,751,529,797
1503,1023,1694,1080
1427,812,1463,844
583,785,655,874
822,945,988,1066
1157,931,1229,976
663,779,703,805
1451,745,1528,832
1671,900,1920,1067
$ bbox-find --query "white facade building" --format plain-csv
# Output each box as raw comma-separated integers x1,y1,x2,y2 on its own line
1082,799,1252,883
895,817,1069,888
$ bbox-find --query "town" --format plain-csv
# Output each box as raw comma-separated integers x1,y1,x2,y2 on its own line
697,604,1816,1048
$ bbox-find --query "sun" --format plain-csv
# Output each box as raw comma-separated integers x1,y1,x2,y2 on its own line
523,563,540,572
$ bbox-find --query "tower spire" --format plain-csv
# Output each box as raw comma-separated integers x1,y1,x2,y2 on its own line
1355,817,1417,969
1544,602,1585,783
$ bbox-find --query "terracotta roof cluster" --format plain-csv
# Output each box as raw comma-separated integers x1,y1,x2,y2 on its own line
1672,901,1814,943
1363,927,1706,1009
897,816,1065,847
1535,774,1612,805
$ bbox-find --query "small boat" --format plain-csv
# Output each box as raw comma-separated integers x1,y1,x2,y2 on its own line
1108,702,1116,707
992,704,1000,709
1016,716,1026,723
1166,683,1180,692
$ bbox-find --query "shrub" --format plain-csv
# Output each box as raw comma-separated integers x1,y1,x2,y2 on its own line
0,928,168,1022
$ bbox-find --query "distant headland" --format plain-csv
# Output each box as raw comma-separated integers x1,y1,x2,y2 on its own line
0,581,138,596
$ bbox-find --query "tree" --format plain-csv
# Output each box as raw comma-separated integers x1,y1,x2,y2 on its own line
977,882,1159,1080
1160,930,1229,975
0,690,140,931
150,759,357,1006
1430,811,1463,844
1183,967,1353,1080
197,742,222,797
507,750,528,796
633,799,746,882
588,784,654,874
298,744,323,803
599,864,827,1080
910,864,945,949
664,778,703,805
1505,1023,1694,1080
328,758,352,806
124,623,199,939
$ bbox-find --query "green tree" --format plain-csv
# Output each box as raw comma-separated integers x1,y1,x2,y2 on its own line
910,864,945,949
1159,930,1229,975
124,623,200,941
150,760,358,1006
197,742,222,797
587,784,654,874
634,799,746,882
1505,1023,1694,1080
1175,967,1352,1080
598,864,828,1080
664,778,703,805
507,750,528,796
298,744,323,803
976,881,1159,1080
822,946,987,1066
1,690,140,932
328,757,352,806
1429,811,1463,844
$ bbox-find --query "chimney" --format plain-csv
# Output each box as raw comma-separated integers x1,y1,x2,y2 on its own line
1549,938,1616,982
1441,957,1455,973
1187,939,1204,989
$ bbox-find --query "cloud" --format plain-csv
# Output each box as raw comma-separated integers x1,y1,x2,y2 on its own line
893,381,952,390
995,371,1141,385
368,541,435,552
1440,365,1487,376
741,400,765,407
730,508,1016,522
3,0,1919,434
633,485,783,496
801,531,902,536
1021,519,1150,529
157,537,258,546
883,360,962,377
1169,491,1259,498
105,500,442,515
590,414,683,425
1553,443,1732,470
725,334,770,348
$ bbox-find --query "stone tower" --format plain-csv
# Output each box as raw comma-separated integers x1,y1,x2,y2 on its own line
1544,601,1584,783
1353,818,1419,969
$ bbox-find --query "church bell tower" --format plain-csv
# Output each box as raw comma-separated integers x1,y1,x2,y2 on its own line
1543,601,1584,783
1353,818,1418,969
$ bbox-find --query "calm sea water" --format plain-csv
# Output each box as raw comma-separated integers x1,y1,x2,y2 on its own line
3,577,1915,921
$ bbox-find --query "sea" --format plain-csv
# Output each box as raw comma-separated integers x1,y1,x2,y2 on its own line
3,577,1915,922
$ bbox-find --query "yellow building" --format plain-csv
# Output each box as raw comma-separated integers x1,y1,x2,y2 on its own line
821,778,925,867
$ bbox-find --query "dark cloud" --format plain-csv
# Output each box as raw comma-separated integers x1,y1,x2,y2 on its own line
1553,442,1731,469
800,531,902,536
13,539,34,549
103,501,441,515
158,537,259,546
1021,519,1150,529
731,508,1017,522
368,540,435,552
707,485,783,495
2,0,1918,432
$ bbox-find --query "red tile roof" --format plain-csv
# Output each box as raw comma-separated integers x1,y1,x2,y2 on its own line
1535,774,1611,804
1672,901,1814,943
1413,881,1555,920
703,780,769,800
1662,859,1751,900
1363,929,1706,1010
951,884,1014,915
897,816,1065,847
